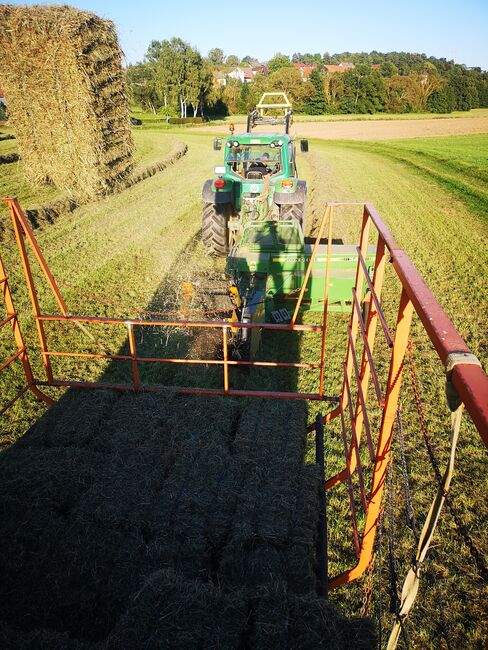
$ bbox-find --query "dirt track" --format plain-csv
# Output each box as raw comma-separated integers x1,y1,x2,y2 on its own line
201,115,488,140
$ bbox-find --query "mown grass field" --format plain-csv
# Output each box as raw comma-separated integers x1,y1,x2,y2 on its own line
296,133,488,648
0,122,487,648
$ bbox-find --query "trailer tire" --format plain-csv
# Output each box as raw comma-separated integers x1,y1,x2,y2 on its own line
279,203,304,229
202,202,231,257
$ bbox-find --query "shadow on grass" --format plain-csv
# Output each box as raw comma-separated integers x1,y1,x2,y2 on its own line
0,232,374,648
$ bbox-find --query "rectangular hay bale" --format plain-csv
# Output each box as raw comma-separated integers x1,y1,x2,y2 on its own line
0,4,134,200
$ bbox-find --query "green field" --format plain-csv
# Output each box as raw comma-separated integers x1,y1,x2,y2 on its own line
0,125,487,647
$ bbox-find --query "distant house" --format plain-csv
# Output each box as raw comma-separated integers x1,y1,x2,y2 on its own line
324,63,355,73
213,63,265,87
227,67,254,83
251,62,268,75
213,71,227,87
293,63,317,81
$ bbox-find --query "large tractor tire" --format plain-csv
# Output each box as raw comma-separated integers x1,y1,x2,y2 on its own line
202,203,231,257
279,203,304,230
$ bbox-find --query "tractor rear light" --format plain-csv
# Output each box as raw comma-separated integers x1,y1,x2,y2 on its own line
214,179,225,189
281,180,294,189
214,165,226,175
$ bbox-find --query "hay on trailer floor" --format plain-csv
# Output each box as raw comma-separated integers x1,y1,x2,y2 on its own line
0,5,134,200
0,390,375,647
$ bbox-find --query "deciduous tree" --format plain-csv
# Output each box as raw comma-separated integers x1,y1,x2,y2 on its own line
207,48,224,65
268,67,313,108
267,53,292,73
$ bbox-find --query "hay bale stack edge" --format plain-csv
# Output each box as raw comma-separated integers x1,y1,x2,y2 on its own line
0,4,134,199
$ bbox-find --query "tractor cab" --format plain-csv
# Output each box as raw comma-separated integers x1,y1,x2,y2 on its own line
224,137,284,179
202,93,308,258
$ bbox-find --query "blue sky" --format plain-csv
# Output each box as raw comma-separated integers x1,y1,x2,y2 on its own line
7,0,488,69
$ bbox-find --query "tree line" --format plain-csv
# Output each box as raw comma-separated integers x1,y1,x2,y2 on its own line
127,41,488,117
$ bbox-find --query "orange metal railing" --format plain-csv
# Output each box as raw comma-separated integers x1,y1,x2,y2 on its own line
0,248,52,414
0,197,339,404
309,202,488,590
1,196,487,593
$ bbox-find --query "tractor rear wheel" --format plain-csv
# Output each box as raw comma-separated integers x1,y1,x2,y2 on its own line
279,203,304,229
202,203,231,257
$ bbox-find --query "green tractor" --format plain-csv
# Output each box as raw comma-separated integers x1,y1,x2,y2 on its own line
202,93,308,257
201,94,374,359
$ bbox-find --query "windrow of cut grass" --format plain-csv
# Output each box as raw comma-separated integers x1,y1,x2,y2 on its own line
0,127,179,228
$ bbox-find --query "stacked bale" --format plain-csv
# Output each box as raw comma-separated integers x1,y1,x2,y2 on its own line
0,5,134,200
0,390,376,647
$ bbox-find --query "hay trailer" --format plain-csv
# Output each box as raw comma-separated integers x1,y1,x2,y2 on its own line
0,196,487,645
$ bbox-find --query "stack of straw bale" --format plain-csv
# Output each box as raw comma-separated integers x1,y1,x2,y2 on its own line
0,5,134,200
0,390,376,647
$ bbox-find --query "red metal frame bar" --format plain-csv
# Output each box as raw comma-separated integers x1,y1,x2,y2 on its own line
0,313,16,329
2,196,487,594
0,248,52,411
339,404,360,558
45,350,321,369
318,206,334,398
38,313,322,331
351,287,383,406
356,247,393,347
37,379,338,402
347,325,375,462
126,322,140,390
314,202,487,589
291,204,331,326
364,202,488,443
330,287,414,588
343,363,368,512
0,348,26,373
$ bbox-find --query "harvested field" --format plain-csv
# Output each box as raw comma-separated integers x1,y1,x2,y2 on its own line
0,128,184,231
201,114,488,140
0,389,374,648
1,124,487,648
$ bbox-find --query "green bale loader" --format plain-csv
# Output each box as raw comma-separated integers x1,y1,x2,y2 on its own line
226,220,375,358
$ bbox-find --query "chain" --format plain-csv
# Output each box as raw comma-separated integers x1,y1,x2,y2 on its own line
407,341,488,582
387,459,410,649
377,506,384,649
386,461,399,616
360,555,375,617
396,405,417,534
